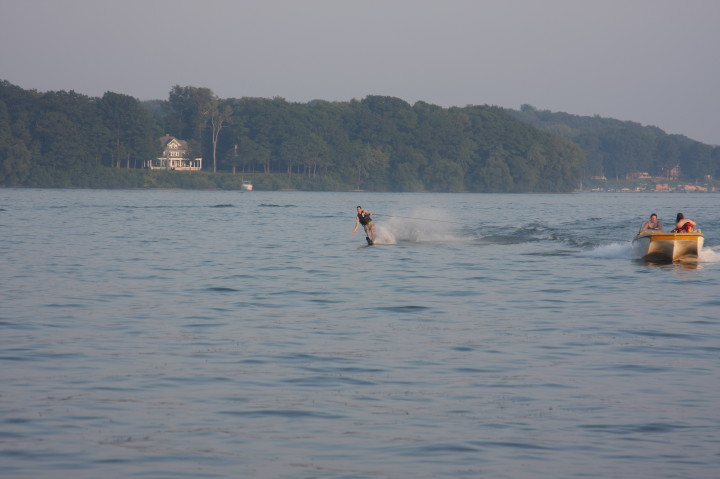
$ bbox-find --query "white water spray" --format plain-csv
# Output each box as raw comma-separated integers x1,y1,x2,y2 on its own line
699,245,720,263
373,208,470,245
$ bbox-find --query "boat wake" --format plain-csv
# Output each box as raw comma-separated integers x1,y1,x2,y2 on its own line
371,213,628,251
368,209,720,267
699,245,720,263
580,242,637,260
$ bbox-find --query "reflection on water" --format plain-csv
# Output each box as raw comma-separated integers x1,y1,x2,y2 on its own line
640,259,702,271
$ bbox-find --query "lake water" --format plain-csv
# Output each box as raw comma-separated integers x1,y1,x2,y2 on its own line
2,189,719,479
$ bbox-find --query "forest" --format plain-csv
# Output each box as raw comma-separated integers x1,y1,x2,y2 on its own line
509,105,720,182
0,80,717,191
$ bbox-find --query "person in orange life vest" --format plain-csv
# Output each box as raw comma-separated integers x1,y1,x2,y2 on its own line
672,213,696,232
352,205,376,244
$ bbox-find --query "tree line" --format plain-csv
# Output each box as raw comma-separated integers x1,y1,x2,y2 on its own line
0,80,585,191
2,79,715,191
509,105,720,182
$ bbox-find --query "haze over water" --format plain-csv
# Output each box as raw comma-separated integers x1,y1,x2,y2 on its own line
2,189,719,478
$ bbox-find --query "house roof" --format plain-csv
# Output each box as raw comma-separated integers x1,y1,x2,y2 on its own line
159,134,189,149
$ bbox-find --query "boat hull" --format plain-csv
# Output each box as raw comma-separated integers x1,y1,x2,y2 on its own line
632,231,704,262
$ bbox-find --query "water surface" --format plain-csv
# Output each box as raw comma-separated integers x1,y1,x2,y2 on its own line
2,189,719,478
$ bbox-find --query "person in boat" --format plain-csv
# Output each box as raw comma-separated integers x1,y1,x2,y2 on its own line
672,213,696,233
352,205,376,244
639,213,663,232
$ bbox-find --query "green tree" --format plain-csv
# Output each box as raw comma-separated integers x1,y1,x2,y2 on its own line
98,92,159,168
167,85,215,157
424,156,464,192
229,137,271,173
1,139,33,186
468,148,514,192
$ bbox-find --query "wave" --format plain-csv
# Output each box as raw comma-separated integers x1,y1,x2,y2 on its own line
579,242,636,260
475,225,596,248
700,245,720,263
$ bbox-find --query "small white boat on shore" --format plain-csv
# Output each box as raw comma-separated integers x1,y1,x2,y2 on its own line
241,181,253,191
632,230,704,262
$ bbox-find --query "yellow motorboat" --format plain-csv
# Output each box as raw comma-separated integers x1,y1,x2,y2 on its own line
632,230,704,262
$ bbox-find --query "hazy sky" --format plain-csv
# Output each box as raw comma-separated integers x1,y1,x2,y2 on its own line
2,0,719,144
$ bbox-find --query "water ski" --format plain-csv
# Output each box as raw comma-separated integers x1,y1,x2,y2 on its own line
366,236,374,246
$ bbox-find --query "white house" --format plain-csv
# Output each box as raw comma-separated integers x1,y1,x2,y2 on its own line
145,134,202,170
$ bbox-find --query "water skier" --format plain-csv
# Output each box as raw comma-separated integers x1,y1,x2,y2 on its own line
352,205,376,245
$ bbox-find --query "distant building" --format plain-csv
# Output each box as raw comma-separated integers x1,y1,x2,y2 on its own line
626,172,651,179
681,184,708,192
659,163,681,180
144,134,202,170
